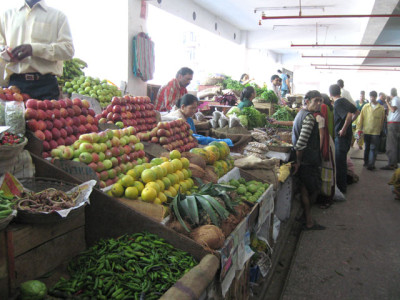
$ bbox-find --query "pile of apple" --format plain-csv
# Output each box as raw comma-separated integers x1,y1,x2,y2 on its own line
25,98,98,158
50,127,147,188
96,95,157,132
0,86,30,101
140,119,198,153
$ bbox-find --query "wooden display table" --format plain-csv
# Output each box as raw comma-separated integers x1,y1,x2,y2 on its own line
254,102,275,116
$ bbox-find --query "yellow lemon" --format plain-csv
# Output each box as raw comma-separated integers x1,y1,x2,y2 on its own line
171,158,183,171
146,182,160,194
141,187,157,202
111,183,124,197
121,175,135,188
167,173,177,185
133,181,144,193
151,166,164,180
141,169,157,183
173,183,181,193
161,161,174,174
124,186,139,200
181,169,189,180
153,197,162,205
162,177,171,190
155,179,165,192
161,156,169,162
169,150,181,160
133,165,146,176
180,157,190,169
158,192,167,203
168,186,178,197
175,170,185,182
127,169,139,180
164,190,172,198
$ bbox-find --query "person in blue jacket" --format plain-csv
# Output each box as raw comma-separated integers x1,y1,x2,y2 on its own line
165,94,198,133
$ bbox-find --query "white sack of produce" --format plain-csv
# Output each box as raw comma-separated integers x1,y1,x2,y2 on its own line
195,111,206,121
228,114,242,128
212,110,222,121
197,86,221,99
218,115,229,128
234,155,279,170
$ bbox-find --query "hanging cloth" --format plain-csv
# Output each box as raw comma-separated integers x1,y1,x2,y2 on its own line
132,32,155,81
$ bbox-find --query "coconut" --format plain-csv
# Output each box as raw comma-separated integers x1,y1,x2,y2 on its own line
190,225,225,250
167,219,192,236
189,163,206,178
221,215,240,237
205,166,218,183
182,152,207,169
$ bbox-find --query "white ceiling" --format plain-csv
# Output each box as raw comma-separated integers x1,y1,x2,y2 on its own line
192,0,400,68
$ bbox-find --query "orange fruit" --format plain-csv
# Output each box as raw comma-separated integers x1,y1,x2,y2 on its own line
171,159,183,171
162,177,171,190
175,170,185,182
145,182,160,194
181,169,190,180
150,158,163,166
158,192,167,203
180,157,190,169
173,183,181,193
151,166,164,180
133,181,144,193
155,179,165,192
153,198,162,205
124,186,139,199
141,187,157,202
121,175,134,188
161,162,174,174
141,169,157,183
168,186,178,197
169,150,181,160
111,183,124,197
164,190,172,198
127,169,140,181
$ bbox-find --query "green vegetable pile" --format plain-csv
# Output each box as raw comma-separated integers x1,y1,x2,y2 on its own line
239,107,268,129
50,232,197,299
0,190,14,220
259,90,278,103
220,76,244,91
222,178,269,203
58,58,87,87
272,106,296,122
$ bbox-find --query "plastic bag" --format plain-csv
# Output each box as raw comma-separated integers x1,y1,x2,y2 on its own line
195,111,206,121
5,101,25,135
210,119,218,129
0,99,6,126
218,115,229,128
212,110,222,122
229,113,241,128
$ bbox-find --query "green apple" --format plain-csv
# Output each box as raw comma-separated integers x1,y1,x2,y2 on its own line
79,152,93,164
98,152,105,161
103,159,113,170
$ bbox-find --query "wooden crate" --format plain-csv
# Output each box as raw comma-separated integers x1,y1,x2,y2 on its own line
5,210,85,292
254,102,275,116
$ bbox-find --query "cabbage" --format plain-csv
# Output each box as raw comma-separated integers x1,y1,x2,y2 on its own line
20,280,47,300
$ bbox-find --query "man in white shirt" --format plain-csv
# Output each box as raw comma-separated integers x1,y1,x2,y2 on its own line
381,88,400,170
337,79,356,106
271,74,284,105
0,0,74,100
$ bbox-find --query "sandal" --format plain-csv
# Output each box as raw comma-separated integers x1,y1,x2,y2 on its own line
302,222,326,231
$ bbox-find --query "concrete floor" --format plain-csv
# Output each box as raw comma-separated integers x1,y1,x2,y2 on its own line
281,149,400,300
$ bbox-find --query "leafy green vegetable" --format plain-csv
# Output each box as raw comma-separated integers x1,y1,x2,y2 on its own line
239,107,267,129
272,106,296,121
220,76,244,91
238,115,248,127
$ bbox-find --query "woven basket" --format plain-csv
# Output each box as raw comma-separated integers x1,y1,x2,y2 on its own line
16,177,84,224
0,213,14,231
0,137,27,161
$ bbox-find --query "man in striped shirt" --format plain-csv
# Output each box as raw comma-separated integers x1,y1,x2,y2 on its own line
292,90,324,230
155,67,193,112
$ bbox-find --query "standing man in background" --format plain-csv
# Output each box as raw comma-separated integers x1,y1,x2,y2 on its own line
0,0,75,100
330,84,359,194
271,74,284,105
155,67,193,112
337,79,356,106
381,88,400,170
278,69,291,97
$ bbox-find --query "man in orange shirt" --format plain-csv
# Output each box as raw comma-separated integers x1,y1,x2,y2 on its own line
155,67,193,111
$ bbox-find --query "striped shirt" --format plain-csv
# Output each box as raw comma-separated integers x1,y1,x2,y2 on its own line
155,78,187,112
294,113,317,151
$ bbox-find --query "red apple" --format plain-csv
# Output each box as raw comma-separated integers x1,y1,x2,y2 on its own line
60,128,67,139
59,99,67,108
26,119,38,131
111,97,121,106
44,100,53,110
65,98,73,107
26,99,38,109
60,108,68,118
37,101,46,110
51,128,61,140
72,98,82,107
67,108,75,117
81,107,88,116
25,108,37,120
34,130,45,141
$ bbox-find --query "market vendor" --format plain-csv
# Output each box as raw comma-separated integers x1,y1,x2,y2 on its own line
164,94,198,133
237,86,255,110
239,73,253,85
0,0,75,100
155,67,194,112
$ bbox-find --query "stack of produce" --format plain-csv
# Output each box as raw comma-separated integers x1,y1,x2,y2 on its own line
25,98,98,158
58,58,87,88
144,119,198,152
96,95,157,132
110,150,194,204
61,75,122,107
168,181,253,248
0,86,30,101
189,141,234,179
50,232,197,299
50,127,146,188
244,141,269,158
0,131,25,146
221,178,270,203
